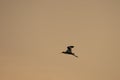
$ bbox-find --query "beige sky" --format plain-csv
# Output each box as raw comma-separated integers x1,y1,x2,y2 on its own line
0,0,120,80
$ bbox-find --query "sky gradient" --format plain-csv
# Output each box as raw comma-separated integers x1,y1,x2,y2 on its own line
0,0,120,80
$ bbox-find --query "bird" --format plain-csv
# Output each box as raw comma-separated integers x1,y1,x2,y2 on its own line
62,46,78,58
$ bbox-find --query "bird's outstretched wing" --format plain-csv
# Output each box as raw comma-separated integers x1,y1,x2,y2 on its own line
66,46,74,52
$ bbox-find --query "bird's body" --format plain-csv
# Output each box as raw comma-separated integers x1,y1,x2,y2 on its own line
62,46,78,58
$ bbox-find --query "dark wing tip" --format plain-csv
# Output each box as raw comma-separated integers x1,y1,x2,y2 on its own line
69,46,74,48
67,46,74,50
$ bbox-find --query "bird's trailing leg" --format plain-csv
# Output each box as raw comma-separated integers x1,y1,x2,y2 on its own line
72,53,78,58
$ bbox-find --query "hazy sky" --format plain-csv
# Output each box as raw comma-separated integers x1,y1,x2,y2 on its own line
0,0,120,80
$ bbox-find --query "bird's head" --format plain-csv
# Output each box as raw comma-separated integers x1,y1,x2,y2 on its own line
62,51,65,53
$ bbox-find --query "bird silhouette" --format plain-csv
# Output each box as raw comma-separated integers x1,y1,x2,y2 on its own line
62,46,78,58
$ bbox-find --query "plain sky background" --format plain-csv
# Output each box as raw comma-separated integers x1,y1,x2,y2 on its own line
0,0,120,80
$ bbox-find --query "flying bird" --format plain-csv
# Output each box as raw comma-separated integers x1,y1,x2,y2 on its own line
62,46,78,58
